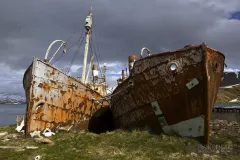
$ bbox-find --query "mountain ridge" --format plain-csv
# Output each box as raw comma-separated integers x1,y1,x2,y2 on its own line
221,71,240,86
0,93,26,104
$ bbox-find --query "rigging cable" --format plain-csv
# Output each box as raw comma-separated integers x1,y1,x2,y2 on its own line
51,37,81,65
66,26,85,44
66,37,85,74
90,37,102,76
52,27,85,65
92,20,103,75
92,20,102,66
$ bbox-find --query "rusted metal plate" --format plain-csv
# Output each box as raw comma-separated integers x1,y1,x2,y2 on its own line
186,78,199,90
23,58,109,135
111,43,225,145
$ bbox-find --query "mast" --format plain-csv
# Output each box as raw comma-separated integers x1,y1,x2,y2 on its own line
85,55,94,84
103,63,107,84
81,7,93,84
103,63,107,96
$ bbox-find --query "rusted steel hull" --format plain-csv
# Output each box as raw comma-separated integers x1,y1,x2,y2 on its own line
23,58,109,135
111,43,225,145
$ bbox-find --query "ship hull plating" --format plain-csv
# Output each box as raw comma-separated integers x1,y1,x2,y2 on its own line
111,43,225,144
23,58,109,135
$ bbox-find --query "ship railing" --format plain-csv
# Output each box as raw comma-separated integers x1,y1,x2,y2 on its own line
140,47,152,58
44,40,67,63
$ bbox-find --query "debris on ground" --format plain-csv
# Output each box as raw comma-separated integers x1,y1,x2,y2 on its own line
0,132,20,142
15,118,25,133
210,119,240,135
34,155,41,160
30,131,42,138
34,137,54,145
0,146,38,150
56,124,73,132
3,133,18,139
0,132,8,138
42,128,55,137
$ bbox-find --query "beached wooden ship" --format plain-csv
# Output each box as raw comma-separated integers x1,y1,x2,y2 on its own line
23,8,109,135
111,43,225,144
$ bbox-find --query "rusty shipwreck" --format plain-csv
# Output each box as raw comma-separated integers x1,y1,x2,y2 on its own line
111,43,225,144
23,8,109,135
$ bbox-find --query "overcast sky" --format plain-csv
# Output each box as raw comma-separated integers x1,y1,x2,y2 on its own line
0,0,240,95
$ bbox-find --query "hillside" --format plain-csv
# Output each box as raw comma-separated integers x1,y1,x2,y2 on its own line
0,93,26,104
216,84,240,104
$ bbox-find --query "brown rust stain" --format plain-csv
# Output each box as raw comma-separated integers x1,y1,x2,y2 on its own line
50,70,55,76
34,97,40,102
38,82,51,92
203,47,225,145
23,59,109,135
60,90,67,96
111,43,225,145
68,98,72,105
50,80,56,85
63,103,67,109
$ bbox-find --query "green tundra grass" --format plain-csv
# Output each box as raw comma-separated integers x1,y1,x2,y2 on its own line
0,124,239,160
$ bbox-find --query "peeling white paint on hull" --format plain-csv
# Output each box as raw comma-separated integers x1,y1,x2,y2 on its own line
162,115,204,137
152,101,204,138
23,58,109,134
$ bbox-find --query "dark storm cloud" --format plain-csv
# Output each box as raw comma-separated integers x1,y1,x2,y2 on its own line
0,0,239,68
1,0,240,94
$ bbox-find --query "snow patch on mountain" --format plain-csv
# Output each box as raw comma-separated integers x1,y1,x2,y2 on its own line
224,68,240,78
0,93,26,103
220,84,240,88
224,68,240,72
229,98,240,103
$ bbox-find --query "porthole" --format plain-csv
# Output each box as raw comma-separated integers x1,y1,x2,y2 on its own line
213,61,220,73
170,63,177,71
166,61,180,72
